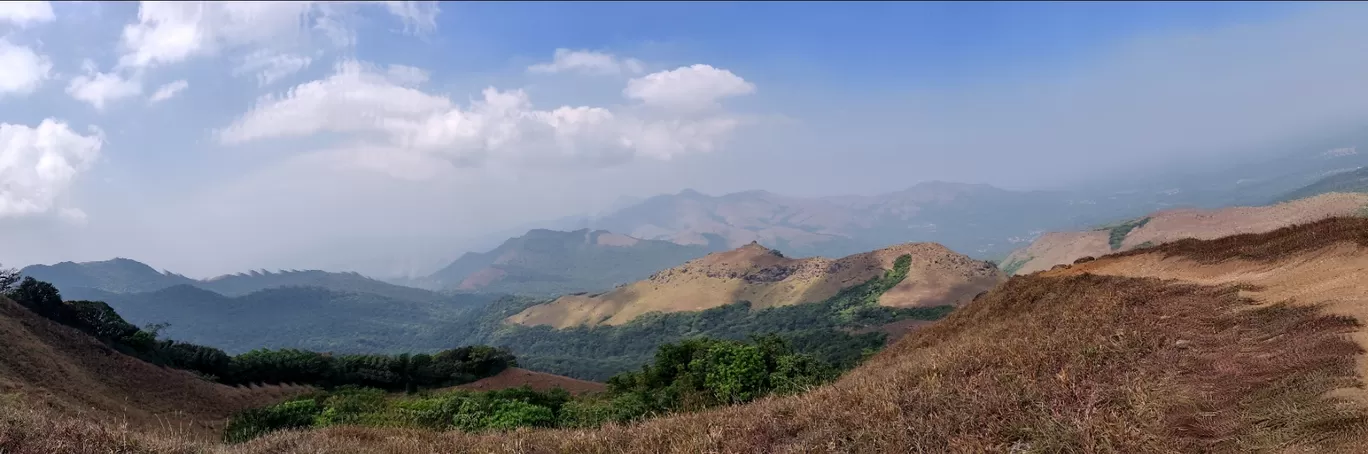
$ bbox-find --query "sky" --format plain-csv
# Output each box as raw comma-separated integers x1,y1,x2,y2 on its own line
3,1,1368,278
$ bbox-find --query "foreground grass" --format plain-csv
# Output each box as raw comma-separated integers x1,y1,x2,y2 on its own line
5,268,1366,453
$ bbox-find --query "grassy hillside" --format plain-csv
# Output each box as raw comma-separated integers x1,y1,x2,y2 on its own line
508,241,1001,329
999,192,1368,275
422,228,719,296
0,294,306,438
10,218,1368,452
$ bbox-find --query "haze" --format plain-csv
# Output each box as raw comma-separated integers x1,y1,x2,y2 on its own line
3,1,1368,278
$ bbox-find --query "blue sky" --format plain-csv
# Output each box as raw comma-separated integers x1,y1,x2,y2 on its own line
2,1,1366,277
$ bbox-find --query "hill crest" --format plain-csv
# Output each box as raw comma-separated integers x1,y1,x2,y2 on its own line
1001,191,1368,275
506,241,1002,328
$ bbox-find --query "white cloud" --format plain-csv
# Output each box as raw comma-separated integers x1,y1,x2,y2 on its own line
233,50,313,86
117,1,443,70
0,39,51,96
66,61,143,110
528,48,644,76
0,119,104,218
0,1,55,27
219,59,756,177
386,63,428,86
149,79,188,102
383,1,439,35
624,64,755,112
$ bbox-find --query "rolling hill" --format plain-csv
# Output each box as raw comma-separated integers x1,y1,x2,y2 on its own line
419,228,720,296
68,285,497,354
0,294,305,439
21,258,448,303
999,191,1368,275
13,218,1368,452
507,240,1003,329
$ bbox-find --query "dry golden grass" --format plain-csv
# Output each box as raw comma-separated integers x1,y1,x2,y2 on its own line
1003,192,1368,275
509,242,1002,328
450,368,606,395
0,296,308,441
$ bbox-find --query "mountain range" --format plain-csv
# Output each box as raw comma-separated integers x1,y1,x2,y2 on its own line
413,228,722,296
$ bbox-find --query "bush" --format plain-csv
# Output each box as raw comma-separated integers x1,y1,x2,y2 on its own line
223,399,321,443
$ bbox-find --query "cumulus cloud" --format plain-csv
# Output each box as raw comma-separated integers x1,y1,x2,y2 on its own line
528,48,645,76
623,64,755,112
149,79,188,102
0,120,104,218
0,39,51,96
218,59,755,177
117,1,442,70
233,49,313,86
66,60,143,110
385,63,428,86
0,1,55,27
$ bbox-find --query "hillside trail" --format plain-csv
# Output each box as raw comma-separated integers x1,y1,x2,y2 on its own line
1048,236,1368,406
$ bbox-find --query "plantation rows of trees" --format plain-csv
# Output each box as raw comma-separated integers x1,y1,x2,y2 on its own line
226,334,837,442
0,269,514,392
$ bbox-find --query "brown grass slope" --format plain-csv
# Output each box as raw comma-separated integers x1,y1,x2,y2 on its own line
0,296,305,441
1002,191,1368,275
451,368,605,395
11,219,1368,452
508,241,1003,328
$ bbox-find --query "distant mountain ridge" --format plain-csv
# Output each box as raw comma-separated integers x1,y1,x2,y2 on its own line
19,258,446,303
60,284,497,354
418,228,722,296
1277,165,1368,202
556,182,1119,261
525,140,1368,262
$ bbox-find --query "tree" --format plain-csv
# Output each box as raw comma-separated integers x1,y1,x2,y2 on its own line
0,264,18,293
7,277,64,319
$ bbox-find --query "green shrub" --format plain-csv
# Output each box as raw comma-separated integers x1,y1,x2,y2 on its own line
224,399,321,443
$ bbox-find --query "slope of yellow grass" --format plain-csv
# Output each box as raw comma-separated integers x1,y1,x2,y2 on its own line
1002,191,1368,275
507,242,1003,328
0,296,307,440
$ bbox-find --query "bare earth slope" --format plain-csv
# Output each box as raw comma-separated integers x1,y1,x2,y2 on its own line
0,296,304,439
9,219,1368,452
1002,191,1368,275
452,368,605,395
506,241,1003,328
